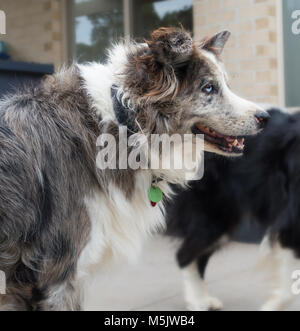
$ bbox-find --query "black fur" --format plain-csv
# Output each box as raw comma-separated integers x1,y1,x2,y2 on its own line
166,108,300,274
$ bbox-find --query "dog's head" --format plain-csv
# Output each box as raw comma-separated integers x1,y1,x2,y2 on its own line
120,27,269,157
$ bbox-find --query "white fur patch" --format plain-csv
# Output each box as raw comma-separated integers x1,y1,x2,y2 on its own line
77,171,169,279
260,237,300,311
78,63,115,119
182,261,223,311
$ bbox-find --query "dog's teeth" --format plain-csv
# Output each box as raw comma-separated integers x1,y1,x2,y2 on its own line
237,138,245,147
233,139,238,147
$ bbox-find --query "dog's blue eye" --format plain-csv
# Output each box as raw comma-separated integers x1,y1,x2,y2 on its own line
202,84,214,94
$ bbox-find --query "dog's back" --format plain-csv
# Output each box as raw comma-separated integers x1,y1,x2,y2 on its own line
0,68,97,310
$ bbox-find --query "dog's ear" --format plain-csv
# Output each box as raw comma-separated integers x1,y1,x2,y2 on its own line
124,27,194,103
147,27,194,68
201,30,231,56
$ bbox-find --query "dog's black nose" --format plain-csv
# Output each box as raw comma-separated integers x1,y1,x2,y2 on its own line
255,110,270,128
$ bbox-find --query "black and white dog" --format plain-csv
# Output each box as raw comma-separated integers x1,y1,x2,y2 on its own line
0,27,267,310
166,108,300,311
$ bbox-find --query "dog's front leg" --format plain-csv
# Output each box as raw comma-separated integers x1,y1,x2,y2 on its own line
261,243,299,311
182,258,223,311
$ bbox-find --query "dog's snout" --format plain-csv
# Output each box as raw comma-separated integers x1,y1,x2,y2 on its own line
255,110,269,129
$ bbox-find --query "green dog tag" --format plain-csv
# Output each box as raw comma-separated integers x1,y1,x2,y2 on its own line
148,185,163,203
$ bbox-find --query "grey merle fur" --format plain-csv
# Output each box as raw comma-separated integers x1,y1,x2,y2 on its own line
0,68,95,310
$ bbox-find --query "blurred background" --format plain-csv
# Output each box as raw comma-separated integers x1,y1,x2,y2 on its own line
0,0,300,109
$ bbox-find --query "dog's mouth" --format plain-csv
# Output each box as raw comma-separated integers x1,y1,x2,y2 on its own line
192,123,245,154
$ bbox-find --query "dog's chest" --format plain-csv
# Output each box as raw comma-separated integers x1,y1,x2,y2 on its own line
77,181,166,278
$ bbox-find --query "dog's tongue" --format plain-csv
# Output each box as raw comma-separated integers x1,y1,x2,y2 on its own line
225,137,235,143
196,124,245,150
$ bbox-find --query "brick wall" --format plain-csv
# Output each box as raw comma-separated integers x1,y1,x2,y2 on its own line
0,0,65,69
0,0,280,103
193,0,279,105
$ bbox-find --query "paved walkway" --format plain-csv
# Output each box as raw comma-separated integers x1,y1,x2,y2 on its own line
84,236,300,311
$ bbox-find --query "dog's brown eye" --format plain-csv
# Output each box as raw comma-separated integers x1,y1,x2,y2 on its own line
202,84,214,95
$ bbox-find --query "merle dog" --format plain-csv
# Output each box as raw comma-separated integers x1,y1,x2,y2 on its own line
0,27,267,311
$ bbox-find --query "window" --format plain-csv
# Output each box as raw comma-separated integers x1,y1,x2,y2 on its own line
130,0,193,40
69,0,193,63
282,0,300,108
69,0,124,63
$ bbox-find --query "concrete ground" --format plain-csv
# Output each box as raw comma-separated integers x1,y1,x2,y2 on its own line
84,236,300,311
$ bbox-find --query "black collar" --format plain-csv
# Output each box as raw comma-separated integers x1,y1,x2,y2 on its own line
111,85,138,134
111,85,165,185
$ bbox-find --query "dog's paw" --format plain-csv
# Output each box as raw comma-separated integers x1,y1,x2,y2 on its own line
186,296,223,311
260,298,290,311
261,292,294,311
260,301,280,311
